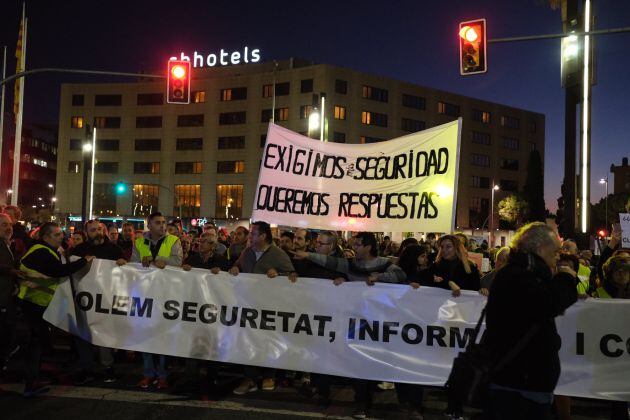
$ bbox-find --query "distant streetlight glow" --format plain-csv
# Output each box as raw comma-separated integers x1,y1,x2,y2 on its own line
83,143,93,153
308,110,320,131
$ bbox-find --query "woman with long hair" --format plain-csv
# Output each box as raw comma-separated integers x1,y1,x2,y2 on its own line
433,234,480,297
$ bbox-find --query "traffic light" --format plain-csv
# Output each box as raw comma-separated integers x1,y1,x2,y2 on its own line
115,183,127,195
459,19,487,75
167,60,191,104
597,229,607,238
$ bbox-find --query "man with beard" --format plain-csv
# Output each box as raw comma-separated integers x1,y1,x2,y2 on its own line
227,226,248,264
117,222,135,261
279,231,294,255
70,219,124,384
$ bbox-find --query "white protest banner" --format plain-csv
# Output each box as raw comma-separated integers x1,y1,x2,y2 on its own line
44,260,630,401
251,120,462,233
620,213,630,248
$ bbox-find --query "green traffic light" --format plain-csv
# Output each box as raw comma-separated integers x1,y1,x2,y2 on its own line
115,183,127,194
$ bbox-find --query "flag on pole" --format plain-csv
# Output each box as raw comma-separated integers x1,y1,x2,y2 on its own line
13,5,26,119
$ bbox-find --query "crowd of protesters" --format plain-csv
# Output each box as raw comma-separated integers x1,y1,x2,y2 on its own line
0,204,628,419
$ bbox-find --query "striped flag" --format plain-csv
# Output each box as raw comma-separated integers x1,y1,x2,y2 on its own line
13,4,26,119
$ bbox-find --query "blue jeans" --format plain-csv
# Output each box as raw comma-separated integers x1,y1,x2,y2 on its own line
142,353,167,379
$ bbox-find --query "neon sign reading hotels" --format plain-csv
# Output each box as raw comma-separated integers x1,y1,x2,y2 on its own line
170,47,261,68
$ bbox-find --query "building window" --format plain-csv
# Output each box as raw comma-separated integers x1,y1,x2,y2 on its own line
218,136,245,149
402,94,426,110
471,153,491,167
362,85,388,102
260,134,267,147
220,87,246,101
32,158,48,168
216,184,243,218
95,139,119,151
71,116,84,128
176,138,203,150
470,176,490,188
177,114,204,127
134,162,160,174
136,116,162,128
262,82,289,98
472,131,491,145
333,132,346,143
174,185,201,218
528,121,537,133
469,197,490,228
499,179,518,192
69,139,83,151
192,91,206,103
261,108,289,122
72,94,84,106
360,136,384,144
217,160,245,174
401,118,425,132
132,184,159,216
68,161,81,173
135,138,161,151
300,105,313,119
501,115,520,129
300,79,313,93
93,183,117,216
137,93,163,105
219,111,246,125
438,101,460,117
94,117,121,129
95,94,122,106
335,79,348,94
334,106,346,120
175,162,202,174
472,109,491,123
95,162,119,174
361,111,388,127
499,158,519,171
502,137,520,151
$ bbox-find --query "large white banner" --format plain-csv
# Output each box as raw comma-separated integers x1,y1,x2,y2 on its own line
45,260,630,401
251,121,462,233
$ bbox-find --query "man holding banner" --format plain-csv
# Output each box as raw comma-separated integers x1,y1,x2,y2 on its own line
230,220,294,394
128,211,182,390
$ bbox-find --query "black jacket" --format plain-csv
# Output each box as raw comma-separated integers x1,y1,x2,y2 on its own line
292,248,347,280
71,238,122,261
484,251,577,393
0,241,17,308
21,241,88,278
185,251,230,271
432,258,480,291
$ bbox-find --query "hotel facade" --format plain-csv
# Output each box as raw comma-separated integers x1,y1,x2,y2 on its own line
55,58,544,230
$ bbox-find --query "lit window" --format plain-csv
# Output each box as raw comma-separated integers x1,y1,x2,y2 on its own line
71,116,84,128
174,185,201,218
334,106,346,120
192,91,206,103
216,184,243,218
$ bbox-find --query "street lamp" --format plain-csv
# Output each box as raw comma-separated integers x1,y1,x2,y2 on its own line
490,183,500,247
599,177,608,231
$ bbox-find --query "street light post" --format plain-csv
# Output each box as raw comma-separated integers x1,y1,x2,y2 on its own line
599,177,608,230
81,126,92,224
490,183,500,247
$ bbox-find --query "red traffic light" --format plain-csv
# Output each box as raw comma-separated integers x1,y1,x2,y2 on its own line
597,229,607,238
167,60,191,104
459,19,487,76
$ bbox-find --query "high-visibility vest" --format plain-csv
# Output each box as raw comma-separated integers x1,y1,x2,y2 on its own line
134,234,179,261
593,286,612,299
18,244,61,307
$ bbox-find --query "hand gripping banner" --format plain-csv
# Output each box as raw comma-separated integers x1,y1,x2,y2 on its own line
44,259,630,401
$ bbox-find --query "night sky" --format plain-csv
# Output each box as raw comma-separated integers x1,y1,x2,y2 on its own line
1,0,629,212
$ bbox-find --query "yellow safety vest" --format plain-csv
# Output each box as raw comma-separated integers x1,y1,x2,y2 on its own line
18,244,61,307
134,234,179,261
593,286,612,299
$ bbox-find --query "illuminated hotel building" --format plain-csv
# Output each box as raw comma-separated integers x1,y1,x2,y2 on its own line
55,58,544,230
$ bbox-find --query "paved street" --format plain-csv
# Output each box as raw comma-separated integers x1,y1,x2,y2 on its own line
0,347,618,420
